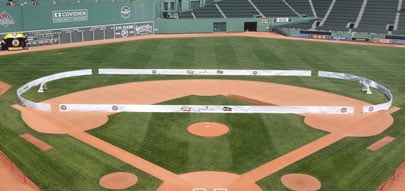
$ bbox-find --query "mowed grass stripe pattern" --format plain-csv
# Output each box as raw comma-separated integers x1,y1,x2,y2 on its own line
90,96,326,174
0,36,404,191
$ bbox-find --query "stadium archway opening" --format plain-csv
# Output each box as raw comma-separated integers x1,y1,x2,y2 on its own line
244,22,257,32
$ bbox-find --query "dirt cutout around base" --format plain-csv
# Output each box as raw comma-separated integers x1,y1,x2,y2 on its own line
187,122,229,137
281,173,321,191
99,172,138,190
0,81,11,96
367,136,395,151
20,133,53,151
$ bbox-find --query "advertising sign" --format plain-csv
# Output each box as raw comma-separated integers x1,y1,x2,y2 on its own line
135,22,153,36
114,24,135,38
52,9,88,23
276,17,289,22
0,11,15,28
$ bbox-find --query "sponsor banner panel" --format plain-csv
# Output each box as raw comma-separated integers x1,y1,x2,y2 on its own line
371,38,393,44
114,23,135,38
363,103,391,113
98,69,312,76
60,104,353,114
22,21,153,46
351,37,369,42
394,39,405,45
311,34,327,39
52,9,88,24
276,17,290,22
135,22,154,36
291,34,309,38
331,36,349,41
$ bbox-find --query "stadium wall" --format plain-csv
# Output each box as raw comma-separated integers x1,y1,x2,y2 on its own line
1,2,313,37
154,18,267,33
0,2,156,33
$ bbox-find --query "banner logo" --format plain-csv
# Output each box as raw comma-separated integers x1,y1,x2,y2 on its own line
0,11,15,28
135,23,153,36
120,6,131,19
52,9,88,23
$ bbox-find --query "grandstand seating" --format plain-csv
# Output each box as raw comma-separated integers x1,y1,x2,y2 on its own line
311,0,332,18
217,0,258,18
394,6,405,35
178,10,194,19
2,0,405,36
189,4,223,18
252,0,297,17
355,0,398,34
318,0,363,32
285,0,314,17
277,20,315,30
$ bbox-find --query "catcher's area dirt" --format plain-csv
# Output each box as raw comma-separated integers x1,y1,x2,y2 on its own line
187,122,229,137
99,172,138,190
12,79,395,190
3,32,402,190
19,133,53,151
0,81,11,96
281,173,321,191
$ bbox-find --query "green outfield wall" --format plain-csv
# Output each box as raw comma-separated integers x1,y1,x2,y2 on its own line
154,18,269,33
0,1,157,33
1,1,314,34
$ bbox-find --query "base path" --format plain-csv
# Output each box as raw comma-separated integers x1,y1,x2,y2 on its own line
378,162,405,191
367,136,395,151
19,133,53,151
0,151,39,191
13,79,395,190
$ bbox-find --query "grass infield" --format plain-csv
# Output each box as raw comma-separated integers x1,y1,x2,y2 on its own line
0,36,404,190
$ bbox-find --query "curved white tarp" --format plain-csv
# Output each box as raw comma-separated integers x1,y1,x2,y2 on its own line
98,68,312,76
17,69,93,111
59,104,354,114
318,71,392,113
18,69,392,114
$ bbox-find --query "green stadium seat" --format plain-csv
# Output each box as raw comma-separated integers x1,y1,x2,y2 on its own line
355,0,398,34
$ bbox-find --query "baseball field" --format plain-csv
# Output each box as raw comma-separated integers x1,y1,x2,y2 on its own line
0,33,404,190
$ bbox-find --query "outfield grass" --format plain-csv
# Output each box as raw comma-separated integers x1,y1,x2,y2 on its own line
0,36,404,190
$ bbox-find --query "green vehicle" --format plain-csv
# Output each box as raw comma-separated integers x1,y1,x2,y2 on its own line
1,33,28,51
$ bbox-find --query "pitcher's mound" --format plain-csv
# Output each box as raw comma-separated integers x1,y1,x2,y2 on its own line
281,173,321,191
99,172,138,190
187,122,229,137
